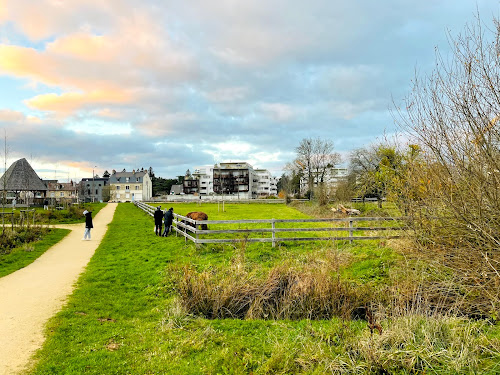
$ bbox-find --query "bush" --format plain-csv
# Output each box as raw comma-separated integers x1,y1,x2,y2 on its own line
0,227,49,255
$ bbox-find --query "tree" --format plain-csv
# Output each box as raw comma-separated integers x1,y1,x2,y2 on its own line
395,14,500,316
294,137,341,198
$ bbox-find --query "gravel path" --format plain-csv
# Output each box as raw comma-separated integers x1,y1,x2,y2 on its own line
0,203,117,375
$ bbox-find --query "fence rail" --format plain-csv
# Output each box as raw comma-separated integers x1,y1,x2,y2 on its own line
134,201,403,247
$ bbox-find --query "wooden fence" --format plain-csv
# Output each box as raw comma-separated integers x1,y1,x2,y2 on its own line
135,201,403,247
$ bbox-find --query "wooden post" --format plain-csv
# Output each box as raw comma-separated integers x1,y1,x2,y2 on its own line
272,219,276,248
349,219,353,244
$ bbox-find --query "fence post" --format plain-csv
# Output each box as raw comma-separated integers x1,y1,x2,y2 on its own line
349,219,353,244
272,219,276,248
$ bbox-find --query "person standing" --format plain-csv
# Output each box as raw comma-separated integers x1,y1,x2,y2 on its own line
154,206,163,236
43,199,49,210
162,207,174,236
83,209,93,240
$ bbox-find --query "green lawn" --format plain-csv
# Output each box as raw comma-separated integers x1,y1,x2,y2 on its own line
0,228,70,278
27,203,500,374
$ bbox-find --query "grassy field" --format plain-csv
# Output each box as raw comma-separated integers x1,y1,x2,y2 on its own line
0,228,70,278
27,203,500,374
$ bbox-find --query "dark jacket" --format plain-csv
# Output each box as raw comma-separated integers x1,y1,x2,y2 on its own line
85,212,93,228
164,209,174,225
154,208,163,225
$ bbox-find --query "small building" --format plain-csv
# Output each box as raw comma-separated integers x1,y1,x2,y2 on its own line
109,169,152,202
0,158,48,206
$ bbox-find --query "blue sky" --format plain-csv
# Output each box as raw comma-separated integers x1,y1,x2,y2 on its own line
0,0,499,180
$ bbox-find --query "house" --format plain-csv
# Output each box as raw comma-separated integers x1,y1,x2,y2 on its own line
79,177,110,202
46,181,79,203
109,169,152,202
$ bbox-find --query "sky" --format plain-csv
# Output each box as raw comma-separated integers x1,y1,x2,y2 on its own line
0,0,499,181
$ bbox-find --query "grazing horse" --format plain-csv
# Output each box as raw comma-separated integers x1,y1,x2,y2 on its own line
186,211,209,230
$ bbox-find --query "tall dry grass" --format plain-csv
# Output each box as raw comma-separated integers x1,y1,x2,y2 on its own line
174,250,370,321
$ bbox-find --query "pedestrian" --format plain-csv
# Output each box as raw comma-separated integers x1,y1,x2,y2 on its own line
154,206,163,236
83,209,93,240
43,199,49,210
162,207,174,236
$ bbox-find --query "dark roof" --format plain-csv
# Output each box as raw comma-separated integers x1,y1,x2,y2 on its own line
0,158,48,191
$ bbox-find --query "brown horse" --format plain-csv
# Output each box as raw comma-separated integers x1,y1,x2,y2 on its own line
186,211,209,230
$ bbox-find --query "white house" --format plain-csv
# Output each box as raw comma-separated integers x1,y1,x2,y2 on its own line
109,169,152,202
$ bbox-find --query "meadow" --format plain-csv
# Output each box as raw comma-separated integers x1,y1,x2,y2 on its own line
26,202,500,374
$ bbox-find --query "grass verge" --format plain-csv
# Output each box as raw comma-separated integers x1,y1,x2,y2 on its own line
0,228,70,278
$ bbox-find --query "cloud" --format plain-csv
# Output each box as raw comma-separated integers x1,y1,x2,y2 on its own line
25,90,133,113
260,103,297,122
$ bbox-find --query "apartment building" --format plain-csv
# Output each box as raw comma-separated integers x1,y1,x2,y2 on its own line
109,169,152,202
182,162,277,198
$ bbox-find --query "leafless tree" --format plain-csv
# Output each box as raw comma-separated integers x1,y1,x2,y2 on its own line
294,137,341,198
395,14,500,315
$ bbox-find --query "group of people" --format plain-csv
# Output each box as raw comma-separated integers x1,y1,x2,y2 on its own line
154,206,174,237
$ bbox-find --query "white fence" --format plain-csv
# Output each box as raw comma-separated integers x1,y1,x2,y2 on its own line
134,201,403,247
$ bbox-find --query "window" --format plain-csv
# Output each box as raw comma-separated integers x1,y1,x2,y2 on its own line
60,192,64,197
135,186,140,190
126,177,130,182
95,189,98,195
116,186,120,190
125,185,130,190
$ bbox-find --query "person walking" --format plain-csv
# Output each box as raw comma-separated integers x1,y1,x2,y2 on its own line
162,207,174,236
83,209,93,240
154,206,163,236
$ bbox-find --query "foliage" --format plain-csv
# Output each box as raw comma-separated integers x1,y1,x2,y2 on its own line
0,228,70,278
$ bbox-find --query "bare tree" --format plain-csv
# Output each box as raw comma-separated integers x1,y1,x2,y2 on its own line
395,14,500,315
294,137,341,198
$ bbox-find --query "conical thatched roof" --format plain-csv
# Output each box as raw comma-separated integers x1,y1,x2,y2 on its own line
0,158,47,191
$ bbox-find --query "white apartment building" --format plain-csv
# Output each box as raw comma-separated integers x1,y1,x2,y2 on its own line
299,167,349,195
254,169,278,197
184,162,277,198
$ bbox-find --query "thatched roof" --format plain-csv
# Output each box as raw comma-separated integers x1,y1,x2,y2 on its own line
0,158,48,191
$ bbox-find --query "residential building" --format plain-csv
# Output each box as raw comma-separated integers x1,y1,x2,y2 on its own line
176,162,277,199
109,169,152,202
46,181,79,203
299,167,349,195
254,169,278,197
79,177,110,202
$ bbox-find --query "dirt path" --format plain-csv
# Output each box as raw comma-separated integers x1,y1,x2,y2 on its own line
0,203,118,375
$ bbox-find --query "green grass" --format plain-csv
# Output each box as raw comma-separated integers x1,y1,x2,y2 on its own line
27,203,500,374
0,228,70,278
